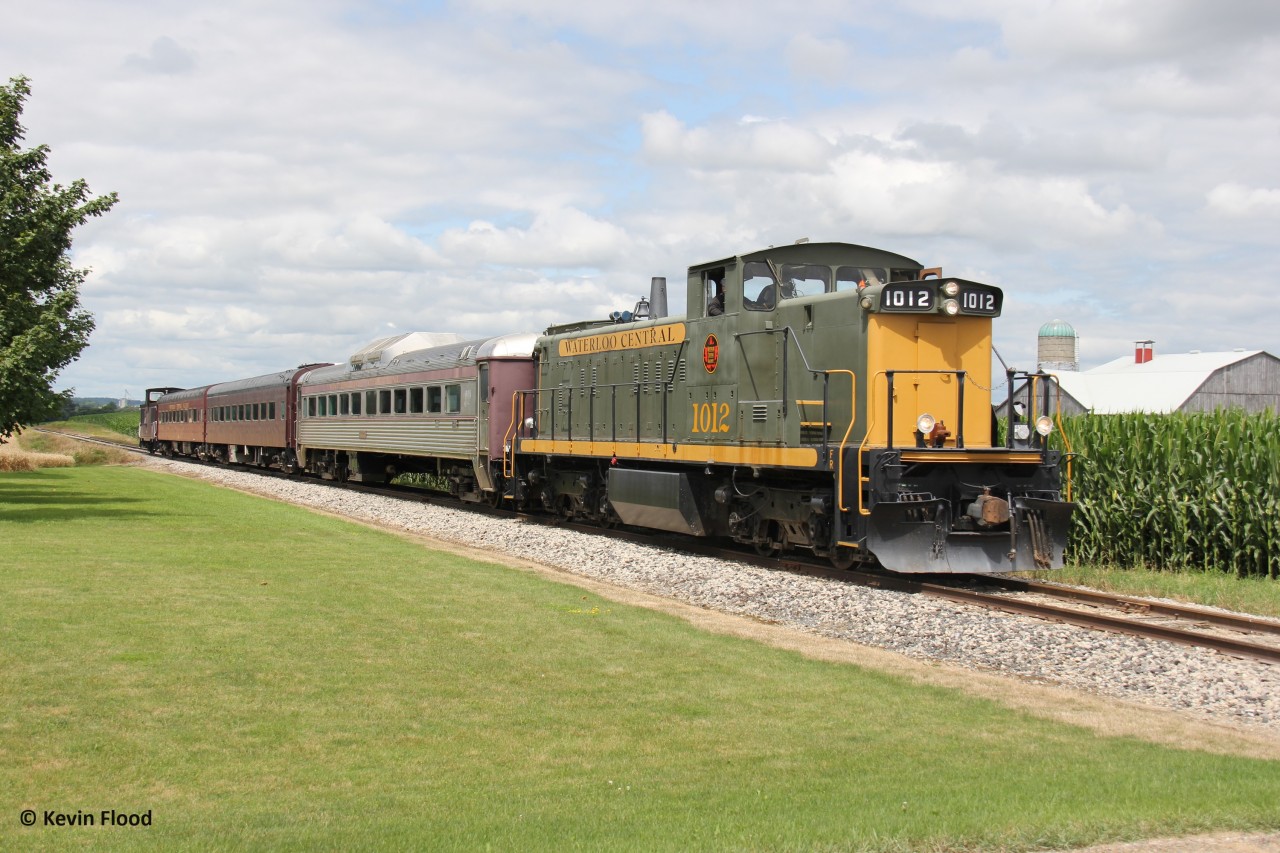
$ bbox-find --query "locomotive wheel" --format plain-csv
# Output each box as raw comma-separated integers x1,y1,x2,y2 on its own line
754,521,783,557
487,477,505,508
754,541,781,558
829,549,856,570
595,494,617,528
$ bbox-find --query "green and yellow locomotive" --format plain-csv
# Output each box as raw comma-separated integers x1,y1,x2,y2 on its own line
513,240,1072,573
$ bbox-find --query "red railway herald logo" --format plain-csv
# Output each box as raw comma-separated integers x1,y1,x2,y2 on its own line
703,334,719,373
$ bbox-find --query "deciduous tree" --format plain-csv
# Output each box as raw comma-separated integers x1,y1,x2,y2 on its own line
1,75,117,439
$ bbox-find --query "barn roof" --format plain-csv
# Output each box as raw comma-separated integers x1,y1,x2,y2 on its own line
1048,350,1262,414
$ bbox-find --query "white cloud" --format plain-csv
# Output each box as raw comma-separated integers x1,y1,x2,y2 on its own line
641,111,833,172
122,36,197,76
437,208,631,267
785,33,855,83
1206,183,1280,218
3,0,1276,394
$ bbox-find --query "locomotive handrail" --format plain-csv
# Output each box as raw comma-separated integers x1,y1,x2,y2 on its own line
853,368,1067,517
524,330,860,472
854,369,967,517
502,389,527,479
823,370,857,512
1003,370,1072,499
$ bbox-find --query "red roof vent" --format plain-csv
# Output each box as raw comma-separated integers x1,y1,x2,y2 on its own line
1134,340,1154,364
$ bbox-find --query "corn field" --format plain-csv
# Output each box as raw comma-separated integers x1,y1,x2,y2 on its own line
1056,411,1280,577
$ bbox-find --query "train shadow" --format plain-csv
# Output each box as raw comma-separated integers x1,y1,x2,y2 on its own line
0,470,153,524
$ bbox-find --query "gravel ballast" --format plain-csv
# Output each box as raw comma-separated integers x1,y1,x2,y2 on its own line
141,458,1280,733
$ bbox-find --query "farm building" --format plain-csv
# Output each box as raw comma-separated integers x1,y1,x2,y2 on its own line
1039,344,1280,416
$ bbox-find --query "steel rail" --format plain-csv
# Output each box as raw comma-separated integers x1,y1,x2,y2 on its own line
981,576,1280,638
912,580,1280,666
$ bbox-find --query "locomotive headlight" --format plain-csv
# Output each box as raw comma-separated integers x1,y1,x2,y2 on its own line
1035,415,1054,436
916,413,936,435
943,298,960,316
860,296,873,310
942,280,959,297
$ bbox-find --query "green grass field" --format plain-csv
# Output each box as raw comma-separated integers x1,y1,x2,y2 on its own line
4,466,1280,851
38,410,140,444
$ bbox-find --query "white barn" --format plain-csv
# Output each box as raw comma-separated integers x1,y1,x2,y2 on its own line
1045,347,1280,416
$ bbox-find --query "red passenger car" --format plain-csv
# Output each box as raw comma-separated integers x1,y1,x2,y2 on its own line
204,365,329,469
153,385,210,456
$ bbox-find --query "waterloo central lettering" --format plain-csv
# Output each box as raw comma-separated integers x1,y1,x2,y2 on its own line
557,323,686,357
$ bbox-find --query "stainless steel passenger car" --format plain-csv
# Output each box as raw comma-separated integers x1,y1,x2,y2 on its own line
295,332,537,501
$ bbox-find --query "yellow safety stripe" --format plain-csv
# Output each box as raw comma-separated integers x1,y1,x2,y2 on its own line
520,438,819,468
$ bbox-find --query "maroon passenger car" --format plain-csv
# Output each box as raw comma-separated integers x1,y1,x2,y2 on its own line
203,365,329,469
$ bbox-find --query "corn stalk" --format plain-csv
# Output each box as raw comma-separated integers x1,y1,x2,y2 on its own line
1057,411,1279,577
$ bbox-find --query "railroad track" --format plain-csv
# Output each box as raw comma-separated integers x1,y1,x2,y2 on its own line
964,576,1280,666
547,521,1280,666
44,428,1280,666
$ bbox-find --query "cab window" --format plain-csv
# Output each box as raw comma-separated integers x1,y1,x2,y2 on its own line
742,262,829,310
836,266,886,291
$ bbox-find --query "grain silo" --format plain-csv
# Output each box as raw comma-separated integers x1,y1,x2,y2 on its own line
1037,319,1078,371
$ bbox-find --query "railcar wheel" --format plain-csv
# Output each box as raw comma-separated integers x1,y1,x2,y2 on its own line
487,477,505,508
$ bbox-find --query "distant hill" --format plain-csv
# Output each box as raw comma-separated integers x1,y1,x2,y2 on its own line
76,397,142,408
61,397,141,419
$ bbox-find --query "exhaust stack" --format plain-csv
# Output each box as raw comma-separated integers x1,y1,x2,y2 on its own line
648,276,668,319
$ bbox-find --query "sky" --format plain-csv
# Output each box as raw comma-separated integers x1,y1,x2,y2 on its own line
4,0,1279,398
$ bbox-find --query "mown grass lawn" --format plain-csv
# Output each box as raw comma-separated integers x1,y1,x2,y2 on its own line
4,465,1280,852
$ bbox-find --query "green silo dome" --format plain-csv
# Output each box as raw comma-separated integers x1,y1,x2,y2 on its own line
1038,319,1076,338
